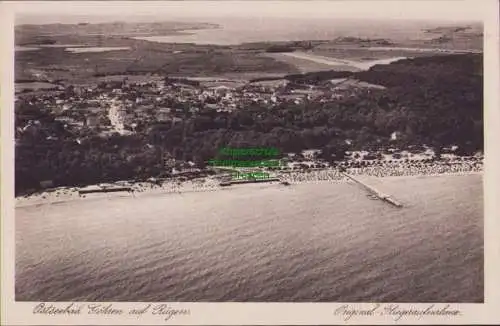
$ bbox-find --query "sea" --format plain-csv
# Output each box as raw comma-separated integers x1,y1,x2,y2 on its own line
133,18,441,45
16,14,467,45
16,174,484,302
15,82,58,92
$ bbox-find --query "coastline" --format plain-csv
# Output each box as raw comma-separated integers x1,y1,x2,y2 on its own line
15,169,483,209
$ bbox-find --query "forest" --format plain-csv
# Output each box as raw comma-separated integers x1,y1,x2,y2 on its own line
15,54,483,194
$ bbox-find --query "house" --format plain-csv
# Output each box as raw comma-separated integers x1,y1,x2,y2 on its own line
156,109,171,122
302,149,321,160
204,103,218,110
171,117,183,125
390,131,402,141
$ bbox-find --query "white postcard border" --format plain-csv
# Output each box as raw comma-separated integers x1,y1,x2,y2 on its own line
2,1,500,325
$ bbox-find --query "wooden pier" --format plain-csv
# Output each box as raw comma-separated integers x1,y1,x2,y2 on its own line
341,172,403,208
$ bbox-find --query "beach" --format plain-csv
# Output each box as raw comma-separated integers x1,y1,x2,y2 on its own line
15,159,483,208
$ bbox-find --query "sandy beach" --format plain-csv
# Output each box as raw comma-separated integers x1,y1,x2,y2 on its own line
15,162,483,208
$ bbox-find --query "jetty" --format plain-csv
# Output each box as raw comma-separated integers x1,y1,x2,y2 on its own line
78,186,132,195
341,172,403,208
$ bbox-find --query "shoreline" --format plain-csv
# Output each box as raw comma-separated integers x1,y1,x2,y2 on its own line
15,170,483,209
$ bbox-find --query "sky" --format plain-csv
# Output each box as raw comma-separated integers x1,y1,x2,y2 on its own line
5,0,489,24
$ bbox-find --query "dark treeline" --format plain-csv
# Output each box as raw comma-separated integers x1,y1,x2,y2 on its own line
164,77,201,87
286,70,354,84
15,54,483,194
249,71,353,83
265,45,296,53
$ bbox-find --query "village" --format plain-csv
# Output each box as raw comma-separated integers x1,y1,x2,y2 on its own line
15,72,483,197
16,74,380,135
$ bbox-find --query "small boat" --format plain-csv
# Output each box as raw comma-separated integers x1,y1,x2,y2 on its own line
281,181,291,186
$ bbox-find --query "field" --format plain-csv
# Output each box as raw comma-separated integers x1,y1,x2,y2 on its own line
14,21,483,85
14,27,299,84
262,52,361,73
15,45,298,84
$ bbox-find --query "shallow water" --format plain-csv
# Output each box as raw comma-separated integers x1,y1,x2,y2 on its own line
65,47,131,53
15,46,41,52
16,174,483,302
15,82,58,92
132,18,434,45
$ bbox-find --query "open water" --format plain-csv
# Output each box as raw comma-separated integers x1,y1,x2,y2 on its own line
132,18,440,45
16,174,483,302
